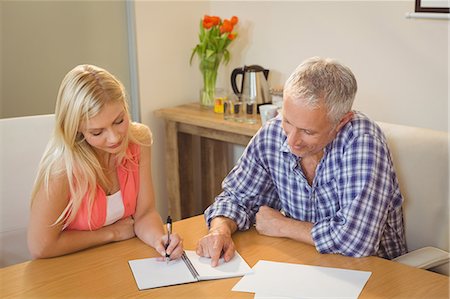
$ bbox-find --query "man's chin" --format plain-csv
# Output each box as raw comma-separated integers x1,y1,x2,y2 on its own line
290,149,306,158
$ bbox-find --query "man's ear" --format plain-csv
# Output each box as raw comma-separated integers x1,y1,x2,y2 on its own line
335,111,354,132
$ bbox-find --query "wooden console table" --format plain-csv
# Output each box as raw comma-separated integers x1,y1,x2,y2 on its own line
154,103,261,220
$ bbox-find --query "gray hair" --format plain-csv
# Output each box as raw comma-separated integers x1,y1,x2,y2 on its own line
283,57,357,123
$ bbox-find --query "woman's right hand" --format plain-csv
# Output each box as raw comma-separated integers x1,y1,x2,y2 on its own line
109,216,136,242
155,233,184,260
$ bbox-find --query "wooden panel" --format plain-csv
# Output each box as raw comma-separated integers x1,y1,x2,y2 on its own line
200,138,229,212
164,120,181,220
178,132,196,218
179,122,252,146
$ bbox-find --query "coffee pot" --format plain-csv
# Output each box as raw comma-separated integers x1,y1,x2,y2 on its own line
230,65,271,107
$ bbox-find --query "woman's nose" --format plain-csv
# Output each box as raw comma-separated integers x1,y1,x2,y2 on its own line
107,129,120,143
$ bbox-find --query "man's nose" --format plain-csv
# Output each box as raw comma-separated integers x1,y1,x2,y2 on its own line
287,129,302,146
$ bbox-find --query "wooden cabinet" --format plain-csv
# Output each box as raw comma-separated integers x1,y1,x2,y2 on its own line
154,103,261,220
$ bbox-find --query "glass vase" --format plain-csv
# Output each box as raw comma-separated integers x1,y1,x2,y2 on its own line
199,54,223,108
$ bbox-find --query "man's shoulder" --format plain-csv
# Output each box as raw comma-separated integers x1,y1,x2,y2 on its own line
256,116,285,143
246,116,286,157
340,111,386,141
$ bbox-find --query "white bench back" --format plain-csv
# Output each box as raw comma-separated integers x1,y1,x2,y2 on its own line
378,122,449,252
0,114,54,267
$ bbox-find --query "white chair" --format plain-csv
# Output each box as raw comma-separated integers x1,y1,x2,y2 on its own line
0,114,54,267
377,122,449,275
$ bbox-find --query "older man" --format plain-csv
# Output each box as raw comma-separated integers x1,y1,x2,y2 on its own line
197,57,407,267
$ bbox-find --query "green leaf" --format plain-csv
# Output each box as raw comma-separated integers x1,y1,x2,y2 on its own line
223,50,230,64
189,45,199,65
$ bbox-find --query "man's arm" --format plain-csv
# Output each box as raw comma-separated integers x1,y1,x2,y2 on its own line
197,124,281,265
196,216,237,267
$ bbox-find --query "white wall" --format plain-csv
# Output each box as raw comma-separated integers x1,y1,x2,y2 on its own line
135,1,448,216
134,1,208,214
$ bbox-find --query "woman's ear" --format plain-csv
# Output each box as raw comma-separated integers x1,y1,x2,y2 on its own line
335,111,354,132
76,132,84,141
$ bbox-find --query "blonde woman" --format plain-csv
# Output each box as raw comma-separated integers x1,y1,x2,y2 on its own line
28,64,183,259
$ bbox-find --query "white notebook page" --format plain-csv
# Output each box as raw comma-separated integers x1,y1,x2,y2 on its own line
129,257,197,290
184,250,252,280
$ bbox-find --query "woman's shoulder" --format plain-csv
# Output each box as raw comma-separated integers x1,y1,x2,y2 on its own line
129,122,153,145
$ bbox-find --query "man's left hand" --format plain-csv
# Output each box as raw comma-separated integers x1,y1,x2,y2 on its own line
255,206,287,237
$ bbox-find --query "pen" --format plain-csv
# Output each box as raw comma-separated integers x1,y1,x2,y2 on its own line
165,216,172,264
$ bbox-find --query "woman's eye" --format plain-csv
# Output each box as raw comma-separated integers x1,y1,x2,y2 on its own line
115,119,124,125
91,131,102,136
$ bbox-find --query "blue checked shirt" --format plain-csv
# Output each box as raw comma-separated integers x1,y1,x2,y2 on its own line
205,111,407,259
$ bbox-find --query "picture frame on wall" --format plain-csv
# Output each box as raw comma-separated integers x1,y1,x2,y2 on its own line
415,0,450,13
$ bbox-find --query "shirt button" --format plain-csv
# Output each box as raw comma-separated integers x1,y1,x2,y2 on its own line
337,216,346,225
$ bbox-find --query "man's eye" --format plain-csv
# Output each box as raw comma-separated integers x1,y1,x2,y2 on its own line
303,130,313,135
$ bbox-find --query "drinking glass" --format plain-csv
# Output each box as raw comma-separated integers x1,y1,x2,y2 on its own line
224,93,244,122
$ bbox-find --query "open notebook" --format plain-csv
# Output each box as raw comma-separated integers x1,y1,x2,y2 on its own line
128,250,251,290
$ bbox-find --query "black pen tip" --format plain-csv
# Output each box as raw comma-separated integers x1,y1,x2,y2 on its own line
166,216,172,223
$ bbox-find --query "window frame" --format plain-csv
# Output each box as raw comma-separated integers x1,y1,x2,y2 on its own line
415,0,450,13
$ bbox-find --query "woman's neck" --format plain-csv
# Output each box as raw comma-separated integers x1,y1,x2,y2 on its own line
95,150,114,169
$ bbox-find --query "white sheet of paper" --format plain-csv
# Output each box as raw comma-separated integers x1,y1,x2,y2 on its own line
128,257,197,290
185,250,252,280
233,260,371,298
253,293,355,299
253,294,293,299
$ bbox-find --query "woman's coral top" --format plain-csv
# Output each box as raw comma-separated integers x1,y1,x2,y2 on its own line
65,142,140,231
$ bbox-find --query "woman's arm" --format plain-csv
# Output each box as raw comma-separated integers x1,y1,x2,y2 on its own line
132,126,183,259
27,172,135,259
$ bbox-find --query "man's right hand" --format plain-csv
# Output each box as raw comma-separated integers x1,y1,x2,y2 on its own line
196,217,237,267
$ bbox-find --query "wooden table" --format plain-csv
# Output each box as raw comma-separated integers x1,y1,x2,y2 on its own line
155,103,261,220
1,215,448,298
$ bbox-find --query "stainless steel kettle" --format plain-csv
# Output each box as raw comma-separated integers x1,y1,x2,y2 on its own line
231,65,271,107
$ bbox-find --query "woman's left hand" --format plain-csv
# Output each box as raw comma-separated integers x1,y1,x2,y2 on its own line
155,233,184,260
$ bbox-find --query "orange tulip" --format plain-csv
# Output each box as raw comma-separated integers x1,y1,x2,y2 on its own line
231,16,238,25
203,15,215,29
228,33,236,40
203,15,222,29
211,16,221,26
220,19,233,34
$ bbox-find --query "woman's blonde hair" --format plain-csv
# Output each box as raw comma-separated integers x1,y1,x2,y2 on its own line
31,64,140,229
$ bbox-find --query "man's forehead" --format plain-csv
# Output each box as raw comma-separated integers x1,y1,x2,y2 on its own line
283,97,330,129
